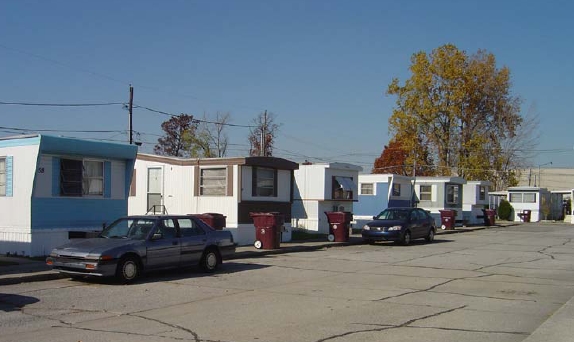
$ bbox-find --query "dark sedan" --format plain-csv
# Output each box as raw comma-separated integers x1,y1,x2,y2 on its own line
46,215,236,283
362,208,436,245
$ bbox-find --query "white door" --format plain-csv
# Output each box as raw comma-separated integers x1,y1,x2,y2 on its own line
147,167,163,213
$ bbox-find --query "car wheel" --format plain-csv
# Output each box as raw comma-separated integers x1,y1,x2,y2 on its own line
116,256,140,283
200,248,220,273
425,228,435,243
401,230,411,246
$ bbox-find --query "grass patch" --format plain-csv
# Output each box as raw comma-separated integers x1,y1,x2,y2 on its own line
291,229,327,241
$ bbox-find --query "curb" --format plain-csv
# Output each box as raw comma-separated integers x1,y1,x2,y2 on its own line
229,239,365,260
0,271,65,286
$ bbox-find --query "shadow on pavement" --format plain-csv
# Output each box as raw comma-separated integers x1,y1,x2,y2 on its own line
62,262,271,285
366,239,454,247
0,293,40,312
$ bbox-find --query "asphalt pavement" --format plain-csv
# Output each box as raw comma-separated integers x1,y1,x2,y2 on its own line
1,222,571,341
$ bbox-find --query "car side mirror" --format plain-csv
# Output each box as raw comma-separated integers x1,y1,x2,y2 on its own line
372,216,377,220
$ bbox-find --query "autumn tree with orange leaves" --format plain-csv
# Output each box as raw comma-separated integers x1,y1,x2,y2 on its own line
373,137,434,176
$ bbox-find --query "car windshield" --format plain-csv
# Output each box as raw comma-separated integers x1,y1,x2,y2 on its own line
375,209,409,221
100,218,157,240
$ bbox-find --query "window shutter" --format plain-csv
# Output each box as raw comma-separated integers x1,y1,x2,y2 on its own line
252,167,257,196
273,169,278,197
104,161,112,198
129,169,137,196
431,185,438,202
5,156,13,197
226,166,233,196
52,157,60,196
193,166,199,196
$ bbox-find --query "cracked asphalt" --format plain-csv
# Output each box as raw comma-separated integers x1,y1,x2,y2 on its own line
2,222,574,342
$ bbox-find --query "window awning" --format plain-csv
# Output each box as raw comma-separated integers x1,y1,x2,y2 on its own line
335,176,356,191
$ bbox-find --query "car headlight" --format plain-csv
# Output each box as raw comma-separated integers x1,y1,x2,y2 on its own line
387,225,402,231
49,252,59,258
363,225,370,231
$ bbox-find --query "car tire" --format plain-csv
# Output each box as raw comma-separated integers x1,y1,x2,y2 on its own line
425,228,435,243
401,230,411,246
116,256,140,284
200,248,220,273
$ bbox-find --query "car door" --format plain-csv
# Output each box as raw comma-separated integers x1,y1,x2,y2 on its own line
408,210,423,238
145,218,181,269
177,217,208,266
416,209,432,236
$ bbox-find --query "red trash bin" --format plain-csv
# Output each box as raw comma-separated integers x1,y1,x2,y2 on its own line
439,210,456,230
482,209,496,226
250,212,284,249
190,213,227,230
523,210,531,222
324,211,353,242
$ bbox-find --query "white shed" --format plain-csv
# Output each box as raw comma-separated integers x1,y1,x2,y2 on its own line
507,186,551,222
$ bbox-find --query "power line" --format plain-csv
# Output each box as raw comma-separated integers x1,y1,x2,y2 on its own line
0,101,125,107
0,99,258,128
0,126,126,134
134,104,257,128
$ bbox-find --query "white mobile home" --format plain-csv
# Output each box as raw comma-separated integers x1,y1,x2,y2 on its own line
414,176,467,226
354,174,415,228
0,135,137,256
291,163,362,234
507,186,551,222
128,154,299,245
463,180,491,225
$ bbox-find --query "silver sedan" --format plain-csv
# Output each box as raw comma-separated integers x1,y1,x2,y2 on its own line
46,215,236,283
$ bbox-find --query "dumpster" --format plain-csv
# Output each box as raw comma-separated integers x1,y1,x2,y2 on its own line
250,212,284,249
482,209,496,226
324,211,353,242
191,213,227,230
439,210,456,230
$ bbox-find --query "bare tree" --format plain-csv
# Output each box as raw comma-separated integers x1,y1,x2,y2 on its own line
492,103,540,190
191,112,230,158
248,111,280,157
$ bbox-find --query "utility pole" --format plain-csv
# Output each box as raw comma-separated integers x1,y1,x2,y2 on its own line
128,85,134,145
260,110,267,156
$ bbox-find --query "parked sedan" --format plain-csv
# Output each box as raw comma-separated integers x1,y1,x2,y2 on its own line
362,207,436,245
46,215,236,283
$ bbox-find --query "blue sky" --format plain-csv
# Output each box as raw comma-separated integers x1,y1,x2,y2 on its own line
1,0,572,171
